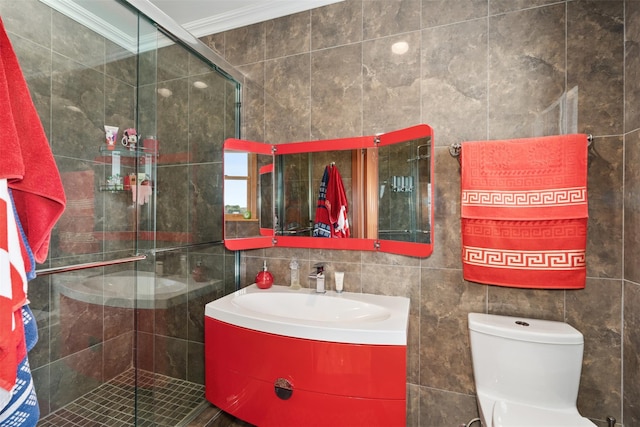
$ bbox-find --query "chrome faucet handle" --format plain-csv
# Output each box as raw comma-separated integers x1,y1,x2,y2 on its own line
313,263,325,275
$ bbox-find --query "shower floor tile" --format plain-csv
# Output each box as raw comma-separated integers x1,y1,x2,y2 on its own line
38,369,204,426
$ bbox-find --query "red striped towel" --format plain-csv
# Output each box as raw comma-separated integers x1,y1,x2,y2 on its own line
460,134,589,289
0,179,28,396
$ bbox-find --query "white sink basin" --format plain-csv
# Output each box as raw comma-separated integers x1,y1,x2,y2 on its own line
205,284,410,345
232,291,391,323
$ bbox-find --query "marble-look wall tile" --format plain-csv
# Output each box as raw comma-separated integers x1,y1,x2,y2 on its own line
156,164,190,242
362,31,421,134
361,261,420,309
105,74,136,131
568,1,624,136
490,0,563,15
419,384,479,426
264,53,311,143
266,12,310,59
0,0,51,48
103,333,134,381
311,0,363,50
420,269,485,393
31,365,51,417
157,42,189,82
136,331,155,372
624,280,640,426
625,0,640,132
225,22,265,66
51,54,105,159
421,19,488,147
10,35,53,138
189,72,228,163
104,305,134,342
154,335,187,380
192,163,224,242
363,0,421,40
52,11,105,72
240,64,266,142
624,129,640,282
187,341,205,384
58,294,103,356
567,277,622,422
311,43,363,139
105,39,138,87
49,346,104,411
155,301,189,340
488,4,566,139
587,136,623,279
200,32,225,58
137,83,158,138
421,148,461,269
422,0,487,29
406,383,420,426
157,77,190,156
188,290,220,343
487,286,565,321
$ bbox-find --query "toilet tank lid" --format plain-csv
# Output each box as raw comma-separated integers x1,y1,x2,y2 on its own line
468,313,583,345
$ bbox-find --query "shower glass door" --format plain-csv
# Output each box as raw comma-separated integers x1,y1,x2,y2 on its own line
5,0,240,425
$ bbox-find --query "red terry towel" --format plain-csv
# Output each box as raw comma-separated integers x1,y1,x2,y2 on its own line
460,134,588,289
327,164,350,238
0,18,66,264
313,165,350,238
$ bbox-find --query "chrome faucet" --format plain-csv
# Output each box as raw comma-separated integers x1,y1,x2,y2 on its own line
308,263,325,293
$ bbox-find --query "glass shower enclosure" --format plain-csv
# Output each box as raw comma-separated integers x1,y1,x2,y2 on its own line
1,0,240,424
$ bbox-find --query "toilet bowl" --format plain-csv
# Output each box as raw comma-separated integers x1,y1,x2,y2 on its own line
468,313,595,427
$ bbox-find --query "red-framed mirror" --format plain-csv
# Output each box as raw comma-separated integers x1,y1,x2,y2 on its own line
223,124,434,257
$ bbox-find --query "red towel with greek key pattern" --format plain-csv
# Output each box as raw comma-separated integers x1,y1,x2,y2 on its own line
460,134,588,289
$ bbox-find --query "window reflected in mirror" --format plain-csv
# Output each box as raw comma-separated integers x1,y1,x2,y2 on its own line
224,152,256,220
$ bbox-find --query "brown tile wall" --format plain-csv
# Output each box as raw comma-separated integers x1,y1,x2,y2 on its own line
203,1,638,425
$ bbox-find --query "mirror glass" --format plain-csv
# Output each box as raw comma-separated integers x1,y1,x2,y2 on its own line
223,125,433,257
378,135,432,244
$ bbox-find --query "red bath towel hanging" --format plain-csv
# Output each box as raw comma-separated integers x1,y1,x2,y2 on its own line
0,18,66,264
313,164,350,238
460,134,588,289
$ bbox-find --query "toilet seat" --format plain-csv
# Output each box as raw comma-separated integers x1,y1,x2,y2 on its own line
492,400,596,427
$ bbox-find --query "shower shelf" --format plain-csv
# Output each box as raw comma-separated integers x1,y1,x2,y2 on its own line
98,146,157,157
98,183,155,192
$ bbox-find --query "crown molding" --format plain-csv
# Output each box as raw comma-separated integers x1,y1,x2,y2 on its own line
182,0,344,37
39,0,137,52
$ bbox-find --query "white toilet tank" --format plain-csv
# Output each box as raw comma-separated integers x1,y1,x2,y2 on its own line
468,313,585,410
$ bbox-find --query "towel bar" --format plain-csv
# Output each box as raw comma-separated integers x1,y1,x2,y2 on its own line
449,134,593,158
35,254,147,276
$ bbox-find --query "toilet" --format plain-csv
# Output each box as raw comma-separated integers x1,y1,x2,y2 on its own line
468,313,596,427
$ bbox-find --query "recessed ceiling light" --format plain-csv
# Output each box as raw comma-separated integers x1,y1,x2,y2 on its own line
157,87,173,97
65,105,83,113
391,41,409,55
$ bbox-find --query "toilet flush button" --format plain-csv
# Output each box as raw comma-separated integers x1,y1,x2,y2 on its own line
515,320,530,327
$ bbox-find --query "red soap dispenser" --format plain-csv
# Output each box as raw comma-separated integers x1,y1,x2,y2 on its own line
255,260,274,289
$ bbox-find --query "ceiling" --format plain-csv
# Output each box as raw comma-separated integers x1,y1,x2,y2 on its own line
147,0,343,37
38,0,342,57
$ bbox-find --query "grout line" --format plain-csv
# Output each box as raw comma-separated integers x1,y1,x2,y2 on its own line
39,368,205,426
